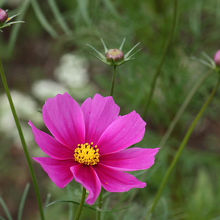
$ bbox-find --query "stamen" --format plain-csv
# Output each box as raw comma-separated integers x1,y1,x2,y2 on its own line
74,142,100,166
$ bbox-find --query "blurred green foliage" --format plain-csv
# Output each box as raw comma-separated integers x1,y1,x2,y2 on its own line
0,0,220,219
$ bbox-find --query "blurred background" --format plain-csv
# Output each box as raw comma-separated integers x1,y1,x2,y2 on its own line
0,0,220,219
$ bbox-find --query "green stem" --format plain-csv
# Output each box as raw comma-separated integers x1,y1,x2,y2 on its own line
159,70,212,147
96,64,117,220
74,188,87,220
146,75,220,220
96,65,117,220
0,59,45,220
110,65,117,96
143,0,178,118
96,189,103,220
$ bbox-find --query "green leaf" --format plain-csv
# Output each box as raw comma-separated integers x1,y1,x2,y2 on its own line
126,47,142,59
46,200,96,211
77,0,91,25
124,42,141,58
100,38,108,53
0,197,13,220
7,0,30,56
1,21,24,29
31,0,58,38
48,0,71,35
102,0,119,17
18,183,30,220
119,38,126,50
46,200,128,213
86,44,106,60
0,216,6,220
44,193,51,207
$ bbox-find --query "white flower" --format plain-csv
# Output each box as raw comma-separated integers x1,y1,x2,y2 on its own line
32,80,67,101
54,53,89,88
0,91,42,145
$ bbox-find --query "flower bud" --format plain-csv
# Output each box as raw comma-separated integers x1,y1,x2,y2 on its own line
0,8,8,23
214,50,220,66
106,49,124,63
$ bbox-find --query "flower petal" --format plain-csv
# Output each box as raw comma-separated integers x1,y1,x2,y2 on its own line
70,165,101,205
33,157,76,188
95,164,146,192
29,121,73,160
101,147,160,171
81,94,120,144
97,111,146,155
42,93,85,148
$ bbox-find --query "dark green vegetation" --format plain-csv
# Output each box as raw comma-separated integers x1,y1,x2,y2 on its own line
0,0,219,219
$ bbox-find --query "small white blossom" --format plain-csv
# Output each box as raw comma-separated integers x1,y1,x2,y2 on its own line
54,53,89,88
32,80,67,101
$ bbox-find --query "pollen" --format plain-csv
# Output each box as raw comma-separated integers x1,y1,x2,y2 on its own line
74,142,100,166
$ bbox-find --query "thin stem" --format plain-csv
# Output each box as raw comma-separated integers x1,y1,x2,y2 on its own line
146,75,220,220
96,64,117,220
159,70,212,147
143,0,178,118
96,189,103,220
74,187,87,220
0,59,45,220
110,65,117,96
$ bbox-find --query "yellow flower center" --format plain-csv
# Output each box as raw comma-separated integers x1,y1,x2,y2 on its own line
74,142,100,166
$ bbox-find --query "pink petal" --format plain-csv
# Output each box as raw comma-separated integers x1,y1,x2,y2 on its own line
97,111,146,155
29,121,73,160
81,94,120,144
95,164,146,192
33,157,76,188
70,165,101,205
42,93,85,149
101,148,160,171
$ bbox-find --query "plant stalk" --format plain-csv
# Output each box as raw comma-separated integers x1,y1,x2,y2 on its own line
143,0,178,118
0,59,45,220
159,70,212,147
96,189,103,220
74,187,87,220
96,64,117,219
146,75,220,219
110,65,117,96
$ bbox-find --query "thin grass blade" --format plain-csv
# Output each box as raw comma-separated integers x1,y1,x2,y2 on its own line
31,0,58,38
0,197,13,220
48,0,71,35
18,183,30,220
76,0,91,25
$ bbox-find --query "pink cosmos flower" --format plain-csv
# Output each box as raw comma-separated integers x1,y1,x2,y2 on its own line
30,93,159,205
